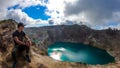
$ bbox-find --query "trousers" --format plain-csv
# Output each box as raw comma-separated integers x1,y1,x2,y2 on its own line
12,45,30,62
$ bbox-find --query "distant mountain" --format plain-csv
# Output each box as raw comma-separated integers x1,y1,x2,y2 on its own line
25,24,120,44
25,24,120,49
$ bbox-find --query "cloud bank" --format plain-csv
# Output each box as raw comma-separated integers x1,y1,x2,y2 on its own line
64,0,120,26
0,0,120,29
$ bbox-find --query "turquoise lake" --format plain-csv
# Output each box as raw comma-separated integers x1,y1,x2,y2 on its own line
48,42,115,65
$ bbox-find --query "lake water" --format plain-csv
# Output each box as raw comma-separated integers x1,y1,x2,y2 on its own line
48,42,115,65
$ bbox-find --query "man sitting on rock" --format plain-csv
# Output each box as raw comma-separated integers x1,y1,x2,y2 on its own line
12,23,31,68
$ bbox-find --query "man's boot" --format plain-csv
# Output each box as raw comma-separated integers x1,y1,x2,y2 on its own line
12,61,17,68
25,55,31,63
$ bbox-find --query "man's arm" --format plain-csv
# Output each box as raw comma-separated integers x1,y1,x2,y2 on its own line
25,35,31,41
13,36,25,45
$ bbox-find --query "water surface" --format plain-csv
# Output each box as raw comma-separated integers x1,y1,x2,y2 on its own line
48,42,115,65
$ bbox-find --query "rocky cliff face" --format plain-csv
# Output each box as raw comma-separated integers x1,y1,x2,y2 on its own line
25,24,120,61
0,19,120,68
25,24,120,68
0,19,17,52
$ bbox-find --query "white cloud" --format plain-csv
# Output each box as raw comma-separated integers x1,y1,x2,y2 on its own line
0,0,21,20
45,0,65,24
44,0,79,25
18,0,42,9
6,9,35,25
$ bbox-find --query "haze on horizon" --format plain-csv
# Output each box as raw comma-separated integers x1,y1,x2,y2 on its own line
0,0,120,29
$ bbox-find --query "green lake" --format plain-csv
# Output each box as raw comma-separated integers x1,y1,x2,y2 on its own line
48,42,115,65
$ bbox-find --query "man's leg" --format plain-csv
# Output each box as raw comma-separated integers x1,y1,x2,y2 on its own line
25,46,31,63
12,48,18,68
26,46,30,54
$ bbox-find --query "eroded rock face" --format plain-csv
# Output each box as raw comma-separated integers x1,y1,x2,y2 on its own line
0,19,17,52
0,19,17,67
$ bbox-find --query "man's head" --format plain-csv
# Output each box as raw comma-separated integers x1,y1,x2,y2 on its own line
17,23,25,31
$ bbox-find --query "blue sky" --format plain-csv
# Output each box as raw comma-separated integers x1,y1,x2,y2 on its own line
8,5,51,20
22,5,51,20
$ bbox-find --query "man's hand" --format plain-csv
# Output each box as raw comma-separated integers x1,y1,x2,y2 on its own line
25,35,32,46
25,40,32,47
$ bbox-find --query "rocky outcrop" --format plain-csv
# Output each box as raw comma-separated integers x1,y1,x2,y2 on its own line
0,19,17,52
0,19,48,68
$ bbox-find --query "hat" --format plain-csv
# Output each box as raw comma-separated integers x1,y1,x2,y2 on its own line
18,23,25,28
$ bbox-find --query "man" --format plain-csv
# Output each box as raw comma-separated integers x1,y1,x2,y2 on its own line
12,23,31,68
